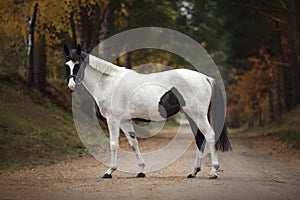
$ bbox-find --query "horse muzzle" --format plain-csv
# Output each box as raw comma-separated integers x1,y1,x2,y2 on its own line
68,86,76,92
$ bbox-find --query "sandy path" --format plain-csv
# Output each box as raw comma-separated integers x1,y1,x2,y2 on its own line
1,125,300,200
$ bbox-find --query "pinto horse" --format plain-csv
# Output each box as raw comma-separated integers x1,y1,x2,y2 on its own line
64,44,231,179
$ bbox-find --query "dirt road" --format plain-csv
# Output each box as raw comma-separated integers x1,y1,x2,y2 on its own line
1,126,300,200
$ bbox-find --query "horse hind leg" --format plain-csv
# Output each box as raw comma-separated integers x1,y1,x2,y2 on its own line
187,144,206,178
121,120,146,178
203,121,220,179
185,114,206,178
186,113,220,179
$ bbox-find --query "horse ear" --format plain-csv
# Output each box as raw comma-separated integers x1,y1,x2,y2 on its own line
64,45,70,56
76,44,81,55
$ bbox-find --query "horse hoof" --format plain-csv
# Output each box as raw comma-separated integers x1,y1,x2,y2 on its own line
187,174,195,178
102,173,112,179
208,174,218,179
136,172,145,178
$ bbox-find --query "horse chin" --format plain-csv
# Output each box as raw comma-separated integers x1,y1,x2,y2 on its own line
68,87,75,92
68,82,76,92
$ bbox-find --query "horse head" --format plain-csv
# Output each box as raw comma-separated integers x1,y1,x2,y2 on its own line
64,44,86,91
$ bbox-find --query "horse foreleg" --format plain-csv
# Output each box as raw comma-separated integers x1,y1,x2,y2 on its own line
103,117,120,179
121,121,145,178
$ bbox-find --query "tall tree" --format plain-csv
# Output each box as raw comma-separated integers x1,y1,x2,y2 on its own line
186,0,299,126
0,0,70,91
65,0,107,51
102,0,119,59
288,0,300,106
26,2,38,86
33,32,47,92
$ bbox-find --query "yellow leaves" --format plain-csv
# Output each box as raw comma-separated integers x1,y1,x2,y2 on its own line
0,1,26,38
228,46,281,126
37,1,66,25
200,41,207,47
0,0,76,46
120,2,129,17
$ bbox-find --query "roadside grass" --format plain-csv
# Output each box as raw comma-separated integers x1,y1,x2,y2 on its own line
0,74,84,170
231,106,300,151
277,130,300,150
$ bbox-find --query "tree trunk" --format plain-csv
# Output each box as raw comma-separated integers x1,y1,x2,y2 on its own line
275,21,283,116
288,0,299,106
79,3,90,51
103,0,118,60
124,53,132,69
276,77,282,117
33,32,47,93
268,91,274,122
258,109,263,126
78,3,101,51
26,2,38,86
90,3,101,49
70,11,77,47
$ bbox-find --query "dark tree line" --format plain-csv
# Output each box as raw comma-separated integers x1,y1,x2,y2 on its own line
188,0,300,126
1,0,299,127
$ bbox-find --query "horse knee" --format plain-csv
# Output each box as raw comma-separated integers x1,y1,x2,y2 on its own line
110,141,118,151
206,136,215,143
130,139,138,151
204,130,215,143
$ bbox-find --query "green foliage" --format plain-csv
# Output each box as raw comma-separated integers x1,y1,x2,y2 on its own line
125,0,179,29
278,130,300,150
0,74,82,169
0,29,25,75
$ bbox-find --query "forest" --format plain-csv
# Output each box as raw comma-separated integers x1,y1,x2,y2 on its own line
0,0,299,128
1,1,300,198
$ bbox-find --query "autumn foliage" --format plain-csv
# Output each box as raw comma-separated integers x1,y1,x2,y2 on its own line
0,0,299,128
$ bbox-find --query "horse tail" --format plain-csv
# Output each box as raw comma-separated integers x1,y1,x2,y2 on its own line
207,78,232,152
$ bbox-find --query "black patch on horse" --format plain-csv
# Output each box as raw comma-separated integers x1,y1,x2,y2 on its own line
158,87,186,118
132,118,151,122
185,113,205,152
129,132,136,139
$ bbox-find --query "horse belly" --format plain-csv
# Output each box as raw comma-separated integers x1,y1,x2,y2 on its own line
128,85,168,121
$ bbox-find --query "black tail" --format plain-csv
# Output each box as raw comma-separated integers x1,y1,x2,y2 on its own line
207,78,232,152
215,123,232,151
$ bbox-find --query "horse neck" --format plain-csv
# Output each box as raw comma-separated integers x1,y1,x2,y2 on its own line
80,53,129,97
81,52,89,60
81,64,103,97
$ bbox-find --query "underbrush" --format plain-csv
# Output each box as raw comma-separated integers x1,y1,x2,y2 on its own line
277,130,300,150
0,73,84,170
232,106,300,151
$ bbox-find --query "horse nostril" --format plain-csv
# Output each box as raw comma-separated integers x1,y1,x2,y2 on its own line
68,86,75,92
